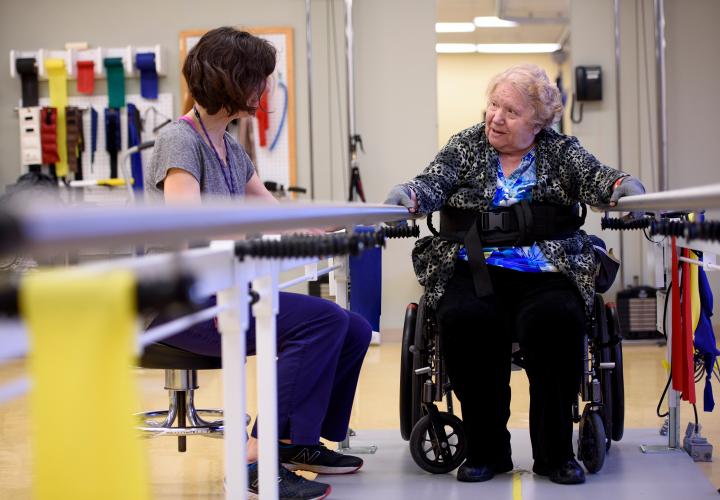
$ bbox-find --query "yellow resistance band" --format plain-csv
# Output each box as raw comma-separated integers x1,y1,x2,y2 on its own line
97,178,134,187
689,250,701,331
45,59,69,177
20,269,149,500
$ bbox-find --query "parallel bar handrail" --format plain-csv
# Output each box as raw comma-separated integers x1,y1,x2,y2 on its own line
677,256,720,272
279,264,341,290
2,202,408,255
608,183,720,212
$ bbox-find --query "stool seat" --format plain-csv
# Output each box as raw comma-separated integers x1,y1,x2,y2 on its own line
139,342,222,370
137,343,223,452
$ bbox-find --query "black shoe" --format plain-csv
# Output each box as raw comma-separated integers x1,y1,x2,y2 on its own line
456,458,513,483
532,460,550,476
534,458,585,485
279,442,364,474
247,462,332,500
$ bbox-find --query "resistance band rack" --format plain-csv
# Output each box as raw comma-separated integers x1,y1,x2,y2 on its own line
9,45,165,80
607,185,720,455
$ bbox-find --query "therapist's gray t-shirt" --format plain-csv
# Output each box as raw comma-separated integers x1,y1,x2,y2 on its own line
146,121,255,200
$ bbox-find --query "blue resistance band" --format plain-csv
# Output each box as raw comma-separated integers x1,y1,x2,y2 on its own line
135,53,158,100
90,107,98,171
127,103,144,191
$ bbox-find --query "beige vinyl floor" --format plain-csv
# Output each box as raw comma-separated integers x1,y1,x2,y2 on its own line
0,339,718,498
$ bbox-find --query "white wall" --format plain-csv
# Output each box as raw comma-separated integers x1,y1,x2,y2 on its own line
0,0,438,331
665,0,720,191
353,0,436,331
664,0,720,317
571,0,720,320
570,0,641,297
310,0,436,330
437,53,571,147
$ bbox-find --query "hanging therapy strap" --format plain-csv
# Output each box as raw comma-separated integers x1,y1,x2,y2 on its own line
45,58,69,177
347,135,366,202
439,201,586,297
90,107,98,168
40,107,60,165
104,58,126,108
105,108,121,178
127,103,143,190
77,60,95,94
65,107,84,176
20,269,150,500
16,58,39,107
135,52,158,99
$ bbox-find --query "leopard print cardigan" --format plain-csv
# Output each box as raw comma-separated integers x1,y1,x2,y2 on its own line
407,122,626,316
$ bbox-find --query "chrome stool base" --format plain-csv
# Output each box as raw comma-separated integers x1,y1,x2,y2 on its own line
136,369,223,452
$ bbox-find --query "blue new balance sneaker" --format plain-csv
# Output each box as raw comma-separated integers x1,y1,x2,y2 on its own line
246,462,332,500
279,443,364,475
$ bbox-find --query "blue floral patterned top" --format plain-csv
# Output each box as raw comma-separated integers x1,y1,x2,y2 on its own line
458,148,558,272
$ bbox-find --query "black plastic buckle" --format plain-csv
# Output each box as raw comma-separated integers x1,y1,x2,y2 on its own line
480,211,509,231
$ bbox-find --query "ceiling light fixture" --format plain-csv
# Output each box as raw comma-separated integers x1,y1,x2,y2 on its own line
475,43,561,53
435,22,476,33
435,43,562,54
435,43,478,54
473,16,518,28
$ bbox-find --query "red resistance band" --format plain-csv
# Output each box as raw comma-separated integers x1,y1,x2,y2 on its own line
77,60,95,94
670,239,696,403
256,89,270,147
40,107,60,165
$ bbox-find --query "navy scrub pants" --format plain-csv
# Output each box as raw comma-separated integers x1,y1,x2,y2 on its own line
152,292,372,444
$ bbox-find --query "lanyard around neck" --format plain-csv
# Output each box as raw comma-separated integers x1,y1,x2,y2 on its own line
192,107,237,195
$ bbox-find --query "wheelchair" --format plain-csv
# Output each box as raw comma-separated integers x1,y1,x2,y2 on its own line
399,286,625,475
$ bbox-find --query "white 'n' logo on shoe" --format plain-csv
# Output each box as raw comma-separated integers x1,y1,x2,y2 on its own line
291,449,321,464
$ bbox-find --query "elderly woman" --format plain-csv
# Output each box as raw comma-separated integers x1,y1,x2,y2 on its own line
385,64,644,485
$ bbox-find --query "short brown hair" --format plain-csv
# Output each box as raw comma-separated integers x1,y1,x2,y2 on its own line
183,27,276,116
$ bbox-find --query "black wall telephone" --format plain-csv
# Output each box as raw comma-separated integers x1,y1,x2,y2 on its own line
575,66,603,101
571,65,602,123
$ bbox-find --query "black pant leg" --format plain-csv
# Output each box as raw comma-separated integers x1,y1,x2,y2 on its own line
435,264,512,464
512,274,585,467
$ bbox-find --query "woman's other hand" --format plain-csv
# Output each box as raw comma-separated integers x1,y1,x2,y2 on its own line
609,175,646,219
384,184,418,214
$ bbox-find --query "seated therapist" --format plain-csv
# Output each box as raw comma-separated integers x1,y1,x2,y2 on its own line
384,64,644,485
146,27,371,500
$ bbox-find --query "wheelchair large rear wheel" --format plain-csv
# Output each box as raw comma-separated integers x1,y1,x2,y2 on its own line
594,295,613,450
410,297,430,431
579,409,606,473
606,304,625,441
409,412,467,474
400,302,418,441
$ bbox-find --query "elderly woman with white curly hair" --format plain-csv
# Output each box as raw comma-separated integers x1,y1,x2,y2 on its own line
385,64,645,485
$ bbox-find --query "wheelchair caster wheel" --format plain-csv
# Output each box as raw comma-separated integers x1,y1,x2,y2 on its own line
409,412,467,474
578,410,606,473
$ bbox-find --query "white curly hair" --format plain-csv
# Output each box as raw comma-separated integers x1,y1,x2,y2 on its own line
486,64,563,129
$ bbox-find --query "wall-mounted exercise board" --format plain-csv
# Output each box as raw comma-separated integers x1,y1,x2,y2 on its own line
179,27,296,190
37,92,173,205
